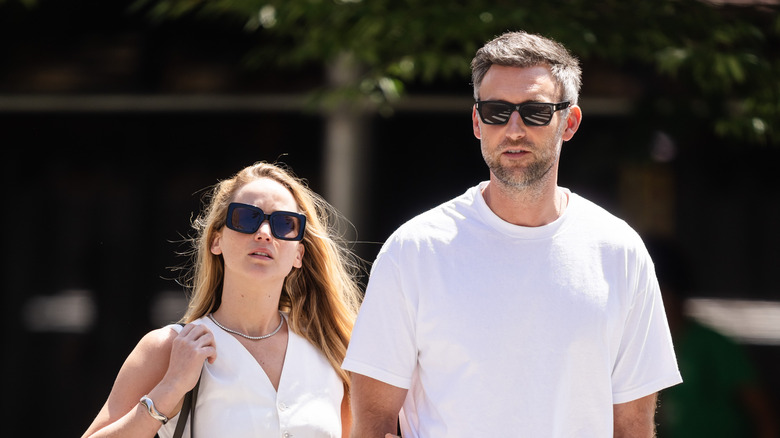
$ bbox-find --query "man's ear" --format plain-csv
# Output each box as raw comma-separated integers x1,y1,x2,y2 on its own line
562,105,582,142
472,105,482,140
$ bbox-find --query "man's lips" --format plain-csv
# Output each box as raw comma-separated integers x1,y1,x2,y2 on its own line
499,141,533,156
502,148,530,157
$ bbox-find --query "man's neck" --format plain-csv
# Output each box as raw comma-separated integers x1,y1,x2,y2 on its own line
481,177,567,227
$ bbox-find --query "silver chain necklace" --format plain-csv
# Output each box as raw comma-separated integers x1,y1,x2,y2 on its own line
208,311,284,340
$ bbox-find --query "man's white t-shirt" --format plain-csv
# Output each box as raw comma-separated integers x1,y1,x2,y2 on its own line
342,183,682,437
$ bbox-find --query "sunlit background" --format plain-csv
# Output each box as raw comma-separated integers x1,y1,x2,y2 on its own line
1,0,779,436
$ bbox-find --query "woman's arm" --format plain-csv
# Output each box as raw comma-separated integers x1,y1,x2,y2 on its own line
82,323,216,438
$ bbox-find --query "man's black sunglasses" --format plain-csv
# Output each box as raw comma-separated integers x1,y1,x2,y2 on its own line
475,100,571,126
225,202,306,241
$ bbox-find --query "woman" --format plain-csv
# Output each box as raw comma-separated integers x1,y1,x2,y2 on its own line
83,162,363,438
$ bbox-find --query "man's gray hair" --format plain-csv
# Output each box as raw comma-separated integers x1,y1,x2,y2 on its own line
471,31,582,105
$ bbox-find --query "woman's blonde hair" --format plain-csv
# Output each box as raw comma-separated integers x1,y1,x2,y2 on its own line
180,162,363,391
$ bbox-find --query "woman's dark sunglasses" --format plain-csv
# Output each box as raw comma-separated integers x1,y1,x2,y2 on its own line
225,202,306,241
475,100,570,126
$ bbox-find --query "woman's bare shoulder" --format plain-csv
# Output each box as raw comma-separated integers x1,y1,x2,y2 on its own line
123,325,180,370
81,326,182,436
108,326,181,399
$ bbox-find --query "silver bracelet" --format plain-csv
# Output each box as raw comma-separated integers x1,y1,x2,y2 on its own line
139,395,169,425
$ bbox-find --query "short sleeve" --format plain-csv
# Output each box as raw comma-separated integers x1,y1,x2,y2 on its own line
342,245,418,389
611,248,683,403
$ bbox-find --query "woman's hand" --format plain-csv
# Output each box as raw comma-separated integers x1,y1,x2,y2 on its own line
82,323,217,438
160,323,217,395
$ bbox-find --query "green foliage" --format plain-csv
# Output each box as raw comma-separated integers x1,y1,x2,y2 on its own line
134,0,779,145
0,0,38,7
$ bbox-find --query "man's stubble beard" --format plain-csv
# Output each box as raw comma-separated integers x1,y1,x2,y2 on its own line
481,132,564,194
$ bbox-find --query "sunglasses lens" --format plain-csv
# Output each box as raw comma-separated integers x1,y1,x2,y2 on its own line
229,206,262,233
479,102,513,125
226,203,305,240
520,104,554,126
270,213,302,240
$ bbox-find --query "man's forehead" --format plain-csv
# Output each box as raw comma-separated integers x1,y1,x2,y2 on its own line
480,64,558,101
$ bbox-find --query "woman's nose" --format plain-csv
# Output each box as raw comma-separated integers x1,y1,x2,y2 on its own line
254,220,273,240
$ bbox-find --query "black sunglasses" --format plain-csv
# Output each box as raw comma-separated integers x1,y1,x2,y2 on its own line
475,100,571,126
225,202,306,241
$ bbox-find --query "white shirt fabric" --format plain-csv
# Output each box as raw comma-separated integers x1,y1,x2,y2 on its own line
342,182,682,438
158,314,344,438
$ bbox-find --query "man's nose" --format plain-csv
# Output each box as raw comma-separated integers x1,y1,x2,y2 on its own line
504,111,527,139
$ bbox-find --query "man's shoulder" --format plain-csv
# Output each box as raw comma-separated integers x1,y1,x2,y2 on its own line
567,193,648,251
571,193,636,231
396,187,477,231
376,185,481,254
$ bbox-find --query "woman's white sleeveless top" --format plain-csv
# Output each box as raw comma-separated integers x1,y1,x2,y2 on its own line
157,315,344,438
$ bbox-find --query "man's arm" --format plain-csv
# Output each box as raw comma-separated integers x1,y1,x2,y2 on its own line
350,373,408,438
613,393,658,438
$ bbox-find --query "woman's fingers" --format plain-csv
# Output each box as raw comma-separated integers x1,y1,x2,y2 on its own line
192,326,217,363
204,344,217,364
176,325,216,357
178,322,209,340
166,324,217,389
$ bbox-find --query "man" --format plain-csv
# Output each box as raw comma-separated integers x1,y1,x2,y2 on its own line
343,31,682,437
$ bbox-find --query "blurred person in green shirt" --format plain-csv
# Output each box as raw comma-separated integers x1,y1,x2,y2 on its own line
649,239,778,438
